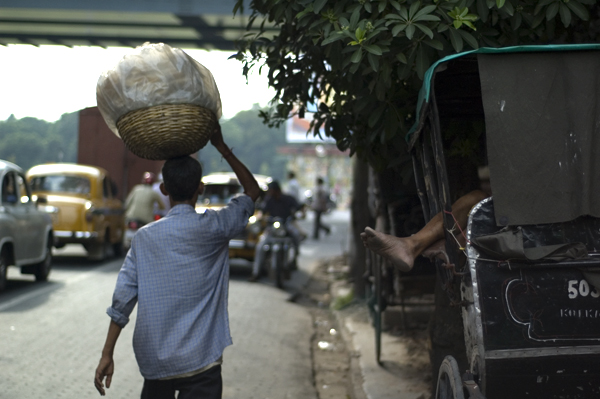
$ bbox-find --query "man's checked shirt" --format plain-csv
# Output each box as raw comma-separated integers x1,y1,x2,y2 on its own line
107,194,254,379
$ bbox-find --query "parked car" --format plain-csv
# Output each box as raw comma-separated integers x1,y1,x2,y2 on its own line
26,163,125,261
195,172,271,261
0,160,54,291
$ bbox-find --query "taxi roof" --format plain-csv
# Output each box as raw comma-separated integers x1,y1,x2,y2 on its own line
27,163,107,177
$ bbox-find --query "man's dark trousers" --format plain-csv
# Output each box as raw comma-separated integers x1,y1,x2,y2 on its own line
140,365,222,399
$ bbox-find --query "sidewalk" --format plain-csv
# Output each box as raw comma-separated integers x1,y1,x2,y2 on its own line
325,257,433,399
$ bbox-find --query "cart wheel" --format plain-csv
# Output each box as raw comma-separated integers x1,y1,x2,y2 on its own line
435,355,465,399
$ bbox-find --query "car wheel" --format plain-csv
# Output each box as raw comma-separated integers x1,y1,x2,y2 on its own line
34,237,52,282
0,248,7,291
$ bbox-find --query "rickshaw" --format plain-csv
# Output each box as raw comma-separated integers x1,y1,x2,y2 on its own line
403,44,600,398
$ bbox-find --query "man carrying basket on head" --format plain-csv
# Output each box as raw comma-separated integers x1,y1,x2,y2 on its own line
93,43,260,399
94,125,260,398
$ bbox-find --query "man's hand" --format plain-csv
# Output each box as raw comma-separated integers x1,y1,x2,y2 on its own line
210,123,226,152
94,354,115,396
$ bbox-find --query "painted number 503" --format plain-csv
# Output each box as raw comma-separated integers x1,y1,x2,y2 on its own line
567,280,600,299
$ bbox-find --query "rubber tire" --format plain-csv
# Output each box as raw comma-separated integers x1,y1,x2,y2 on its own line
34,237,52,282
0,248,7,291
435,356,465,399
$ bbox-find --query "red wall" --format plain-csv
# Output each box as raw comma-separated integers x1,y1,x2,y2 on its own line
77,106,163,201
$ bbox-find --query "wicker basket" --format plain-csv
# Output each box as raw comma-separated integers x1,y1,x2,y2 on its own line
116,104,217,160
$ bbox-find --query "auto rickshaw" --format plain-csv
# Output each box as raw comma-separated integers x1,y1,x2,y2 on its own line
397,43,600,398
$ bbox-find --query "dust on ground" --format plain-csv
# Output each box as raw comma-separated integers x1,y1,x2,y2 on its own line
295,255,433,399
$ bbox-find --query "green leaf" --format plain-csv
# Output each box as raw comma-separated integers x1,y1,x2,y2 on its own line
399,5,409,20
531,11,545,28
313,0,328,14
458,29,479,49
351,47,363,63
350,7,361,28
409,1,422,19
534,0,556,15
321,31,345,46
384,14,403,20
502,1,514,16
566,1,590,20
355,26,366,41
510,12,522,30
448,28,464,52
415,45,429,80
496,0,505,8
477,0,490,21
363,44,383,55
406,24,416,39
413,14,441,22
367,52,379,71
437,23,450,33
558,2,571,26
396,52,408,64
413,5,438,20
546,2,559,20
392,23,408,36
453,19,463,29
463,20,477,30
414,23,434,38
391,0,401,11
368,106,385,128
423,39,444,50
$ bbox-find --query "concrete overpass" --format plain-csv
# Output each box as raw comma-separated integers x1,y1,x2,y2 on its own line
0,0,267,50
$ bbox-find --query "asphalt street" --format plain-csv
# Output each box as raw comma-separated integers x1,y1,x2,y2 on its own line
0,209,350,399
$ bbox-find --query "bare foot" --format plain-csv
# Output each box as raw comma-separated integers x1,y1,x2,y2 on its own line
360,227,417,272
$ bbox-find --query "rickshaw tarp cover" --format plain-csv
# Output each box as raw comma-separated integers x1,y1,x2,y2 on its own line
409,45,600,226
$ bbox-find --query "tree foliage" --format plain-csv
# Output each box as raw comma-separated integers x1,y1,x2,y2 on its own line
0,113,78,170
198,106,289,181
233,0,599,171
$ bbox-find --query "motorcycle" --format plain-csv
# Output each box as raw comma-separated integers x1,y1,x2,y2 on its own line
123,215,161,250
257,216,296,288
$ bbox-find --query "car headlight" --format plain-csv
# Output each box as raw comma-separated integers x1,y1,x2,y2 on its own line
85,201,95,222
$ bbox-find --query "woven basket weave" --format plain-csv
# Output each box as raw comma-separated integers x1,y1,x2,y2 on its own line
116,104,217,160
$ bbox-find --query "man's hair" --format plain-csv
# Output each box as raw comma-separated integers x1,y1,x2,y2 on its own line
288,171,295,179
162,156,203,201
316,177,324,185
268,180,281,192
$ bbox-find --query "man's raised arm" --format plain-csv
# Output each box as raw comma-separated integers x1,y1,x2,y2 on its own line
210,124,260,201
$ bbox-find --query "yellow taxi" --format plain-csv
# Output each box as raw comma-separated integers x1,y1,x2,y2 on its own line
195,172,270,261
26,163,125,261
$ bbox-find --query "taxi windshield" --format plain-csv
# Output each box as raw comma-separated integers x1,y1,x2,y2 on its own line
30,175,91,195
199,183,242,205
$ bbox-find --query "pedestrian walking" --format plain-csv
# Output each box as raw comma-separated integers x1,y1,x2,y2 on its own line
94,124,260,398
311,177,331,239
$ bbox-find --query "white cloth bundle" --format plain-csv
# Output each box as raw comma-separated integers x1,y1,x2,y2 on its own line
96,42,222,137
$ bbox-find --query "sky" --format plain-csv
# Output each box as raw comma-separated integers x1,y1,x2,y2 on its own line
0,44,275,122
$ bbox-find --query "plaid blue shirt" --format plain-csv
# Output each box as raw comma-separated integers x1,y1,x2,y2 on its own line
107,194,254,380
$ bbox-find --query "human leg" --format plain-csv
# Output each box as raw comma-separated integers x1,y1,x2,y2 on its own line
249,235,269,281
140,379,175,399
312,210,320,239
176,366,222,399
361,190,488,272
